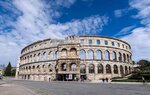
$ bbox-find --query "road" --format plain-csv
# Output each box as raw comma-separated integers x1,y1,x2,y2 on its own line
2,79,150,95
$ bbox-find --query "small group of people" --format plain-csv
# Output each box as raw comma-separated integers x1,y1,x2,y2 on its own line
102,77,110,83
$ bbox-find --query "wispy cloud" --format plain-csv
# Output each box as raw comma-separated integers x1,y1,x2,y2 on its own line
0,0,108,66
114,8,128,18
114,25,135,37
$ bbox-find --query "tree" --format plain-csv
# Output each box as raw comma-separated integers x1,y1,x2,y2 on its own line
4,62,12,76
137,60,150,70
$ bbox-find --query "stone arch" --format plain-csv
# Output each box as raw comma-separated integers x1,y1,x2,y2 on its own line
70,63,77,71
43,52,47,60
80,49,86,59
80,64,86,73
104,50,110,60
61,48,67,57
55,51,59,59
89,64,95,73
87,49,94,59
96,50,102,60
30,55,32,62
127,54,129,62
112,51,117,61
123,53,126,62
38,53,41,61
125,66,128,75
118,52,122,62
61,63,67,71
120,65,124,76
48,64,53,72
49,51,54,60
34,54,36,62
97,63,103,73
70,48,77,57
113,65,118,74
106,64,111,74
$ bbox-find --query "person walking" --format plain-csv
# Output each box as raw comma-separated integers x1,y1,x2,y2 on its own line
142,76,145,84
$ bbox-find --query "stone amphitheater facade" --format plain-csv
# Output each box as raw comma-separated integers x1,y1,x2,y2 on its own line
17,36,133,81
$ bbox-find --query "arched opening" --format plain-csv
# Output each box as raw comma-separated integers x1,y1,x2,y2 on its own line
113,65,118,74
125,66,128,75
104,50,110,60
48,64,53,72
96,50,102,60
61,63,67,71
61,48,67,57
87,49,94,59
106,64,111,74
37,65,40,72
38,53,41,61
43,52,47,60
89,64,95,73
80,49,86,59
118,52,122,62
70,48,77,57
127,54,129,62
97,64,103,73
70,63,77,71
30,55,32,62
49,51,54,60
112,51,117,61
34,54,36,62
123,53,126,62
80,64,86,73
129,66,131,73
120,65,124,76
55,51,59,59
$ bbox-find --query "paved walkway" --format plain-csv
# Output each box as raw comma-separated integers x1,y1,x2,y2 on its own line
0,80,41,95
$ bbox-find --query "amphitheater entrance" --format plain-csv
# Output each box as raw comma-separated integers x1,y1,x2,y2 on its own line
57,74,77,81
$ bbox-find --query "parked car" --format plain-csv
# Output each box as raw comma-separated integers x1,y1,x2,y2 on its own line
0,75,3,79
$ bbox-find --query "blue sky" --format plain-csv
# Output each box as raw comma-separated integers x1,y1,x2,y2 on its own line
0,0,150,66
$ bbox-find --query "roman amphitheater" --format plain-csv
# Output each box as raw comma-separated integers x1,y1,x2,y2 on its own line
17,36,133,81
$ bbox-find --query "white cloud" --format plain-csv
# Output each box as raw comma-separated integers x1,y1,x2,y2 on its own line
114,25,135,37
114,9,128,18
0,0,108,66
120,0,150,61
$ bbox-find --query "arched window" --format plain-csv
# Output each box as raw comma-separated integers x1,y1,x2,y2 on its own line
80,64,86,73
127,54,129,62
89,64,95,73
34,54,36,62
125,66,128,75
61,48,67,57
97,64,103,73
120,65,124,75
96,50,102,60
123,53,126,62
48,64,53,72
49,51,54,60
55,51,59,59
70,63,77,71
129,66,131,73
80,49,86,59
112,51,117,61
38,53,41,61
61,63,67,71
70,48,77,57
106,64,111,74
104,50,110,60
87,49,94,59
30,55,32,62
114,65,118,74
37,65,40,72
43,52,47,60
118,52,122,62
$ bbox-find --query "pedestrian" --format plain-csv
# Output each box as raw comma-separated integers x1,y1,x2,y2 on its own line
106,77,108,83
102,78,105,83
142,76,145,84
